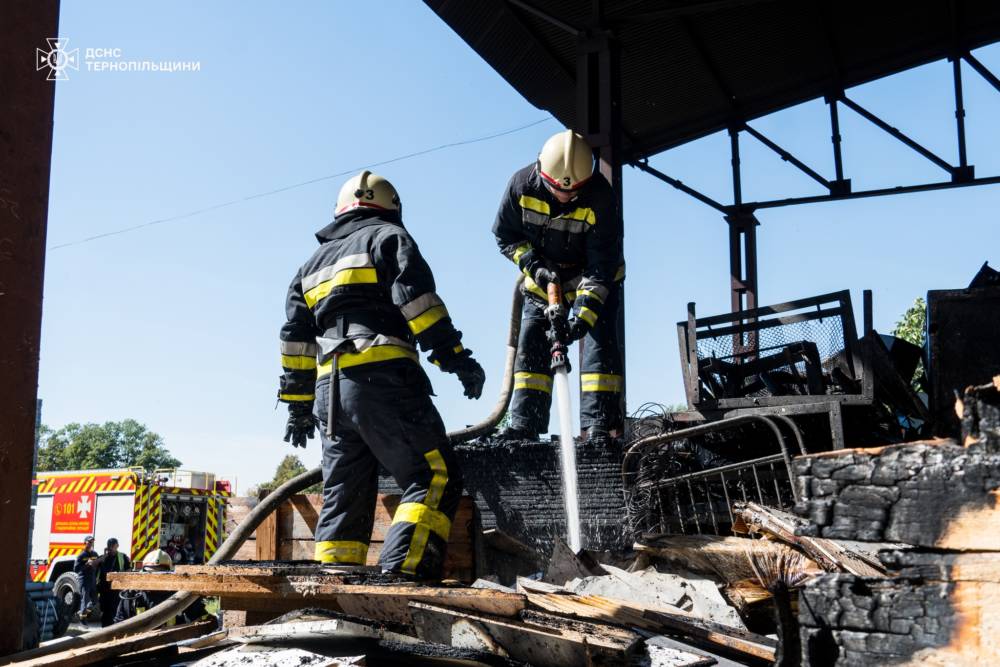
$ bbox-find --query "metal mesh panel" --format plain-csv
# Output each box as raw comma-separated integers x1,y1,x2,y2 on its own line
697,314,850,397
624,406,798,538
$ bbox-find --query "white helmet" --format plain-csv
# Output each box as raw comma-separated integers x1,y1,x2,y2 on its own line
335,170,401,216
538,130,594,192
141,549,174,571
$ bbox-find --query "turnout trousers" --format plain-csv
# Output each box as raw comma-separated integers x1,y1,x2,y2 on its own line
509,283,624,435
312,361,463,579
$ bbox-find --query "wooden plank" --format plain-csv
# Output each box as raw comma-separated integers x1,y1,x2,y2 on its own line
229,617,417,645
111,572,525,626
410,601,640,667
255,502,278,562
11,620,214,667
527,592,776,663
224,498,257,561
733,502,886,577
276,494,475,544
635,533,822,583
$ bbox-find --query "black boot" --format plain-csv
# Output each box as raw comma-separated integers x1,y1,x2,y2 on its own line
493,426,539,442
585,425,612,447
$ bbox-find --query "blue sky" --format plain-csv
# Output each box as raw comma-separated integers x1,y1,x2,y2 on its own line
41,2,1000,492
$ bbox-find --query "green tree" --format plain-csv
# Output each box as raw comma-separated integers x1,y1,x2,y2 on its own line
891,297,927,392
891,297,926,348
253,454,322,495
36,419,181,472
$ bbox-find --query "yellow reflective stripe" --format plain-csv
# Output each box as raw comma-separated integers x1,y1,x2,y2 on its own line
562,207,596,225
280,393,315,401
522,275,547,299
514,371,552,393
407,305,449,335
518,195,550,216
303,268,379,307
577,288,605,304
401,525,430,575
453,344,464,354
281,354,317,370
581,373,624,392
316,345,419,377
392,502,451,540
302,254,373,292
314,540,368,565
615,264,626,281
423,449,448,510
578,306,598,327
511,243,531,264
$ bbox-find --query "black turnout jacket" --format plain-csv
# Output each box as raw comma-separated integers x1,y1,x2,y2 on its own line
492,164,624,327
278,210,468,404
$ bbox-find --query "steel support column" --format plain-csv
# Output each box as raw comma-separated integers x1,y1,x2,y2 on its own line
726,212,759,315
0,0,59,656
576,6,625,432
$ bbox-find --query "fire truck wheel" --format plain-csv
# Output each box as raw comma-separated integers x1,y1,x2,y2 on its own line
53,572,80,621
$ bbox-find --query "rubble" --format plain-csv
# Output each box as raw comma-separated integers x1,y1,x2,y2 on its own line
12,375,1000,666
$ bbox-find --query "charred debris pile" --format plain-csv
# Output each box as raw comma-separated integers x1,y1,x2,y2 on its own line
8,273,999,666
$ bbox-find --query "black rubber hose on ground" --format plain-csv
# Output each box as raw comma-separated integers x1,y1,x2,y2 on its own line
4,276,524,664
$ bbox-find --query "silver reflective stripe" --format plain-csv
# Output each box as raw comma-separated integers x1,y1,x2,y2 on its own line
546,217,589,234
399,292,444,320
280,340,319,355
577,278,609,302
301,254,374,292
351,334,416,353
522,210,549,227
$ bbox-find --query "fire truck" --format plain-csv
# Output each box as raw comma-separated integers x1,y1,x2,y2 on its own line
30,468,232,611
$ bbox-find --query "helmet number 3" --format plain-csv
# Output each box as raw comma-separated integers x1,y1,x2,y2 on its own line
562,177,571,187
363,189,375,200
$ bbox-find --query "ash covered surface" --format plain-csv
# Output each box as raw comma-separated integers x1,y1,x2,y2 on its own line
267,607,412,635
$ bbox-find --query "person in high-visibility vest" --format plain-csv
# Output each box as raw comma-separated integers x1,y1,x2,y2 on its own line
97,537,131,627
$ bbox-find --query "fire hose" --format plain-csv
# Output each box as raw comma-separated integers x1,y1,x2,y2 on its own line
5,275,524,664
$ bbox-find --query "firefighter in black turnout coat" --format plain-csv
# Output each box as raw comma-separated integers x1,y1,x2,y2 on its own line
278,171,485,579
493,130,625,445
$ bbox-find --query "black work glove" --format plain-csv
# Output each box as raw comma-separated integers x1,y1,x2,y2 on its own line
283,402,317,448
566,315,592,343
516,247,557,291
451,356,486,399
532,266,558,292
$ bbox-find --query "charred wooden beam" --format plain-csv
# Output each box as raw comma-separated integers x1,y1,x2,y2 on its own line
799,553,1000,665
792,439,1000,549
959,377,1000,451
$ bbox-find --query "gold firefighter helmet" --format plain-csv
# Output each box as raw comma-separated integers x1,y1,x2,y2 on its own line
537,130,594,191
335,170,401,216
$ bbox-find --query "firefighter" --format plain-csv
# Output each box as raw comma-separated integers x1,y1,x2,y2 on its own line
97,537,131,627
278,171,485,580
492,129,625,445
74,535,100,620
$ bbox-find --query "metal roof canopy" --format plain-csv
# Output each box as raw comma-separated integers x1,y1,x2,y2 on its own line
426,0,1000,313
